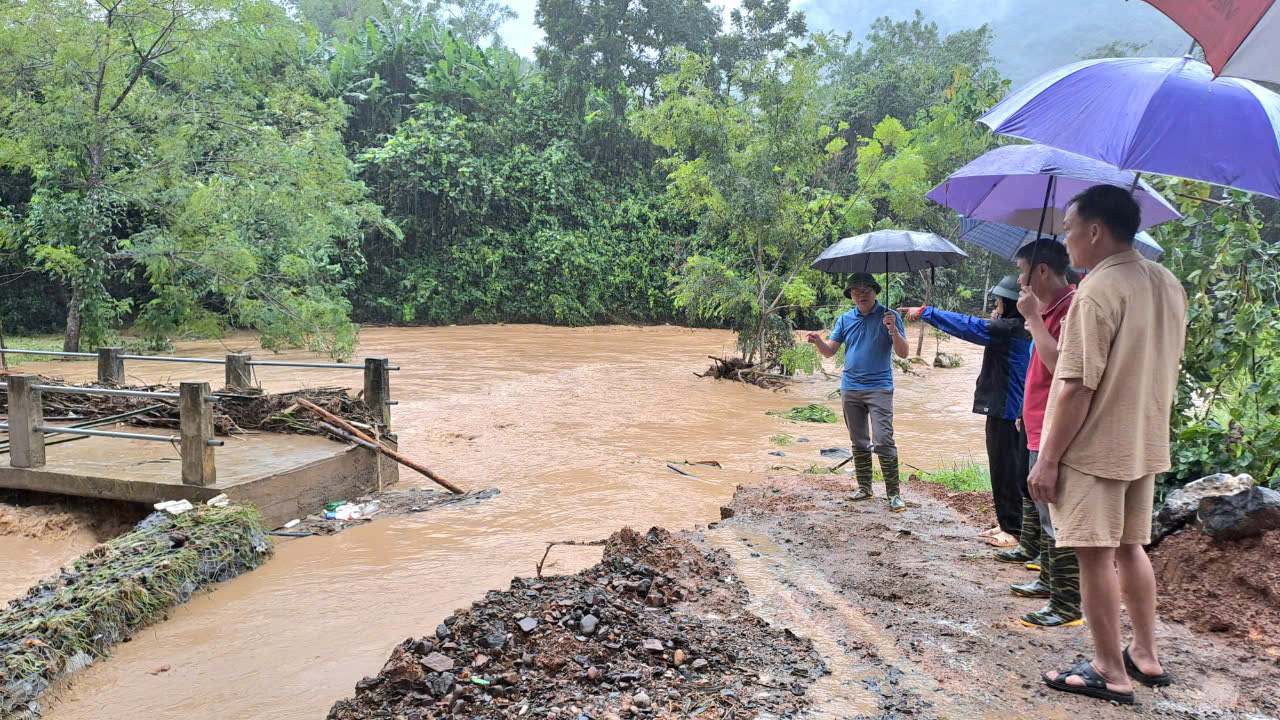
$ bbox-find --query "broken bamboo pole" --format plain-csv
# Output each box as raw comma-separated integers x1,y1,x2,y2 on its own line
297,397,465,495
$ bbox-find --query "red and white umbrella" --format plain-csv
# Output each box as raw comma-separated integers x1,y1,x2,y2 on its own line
1143,0,1279,85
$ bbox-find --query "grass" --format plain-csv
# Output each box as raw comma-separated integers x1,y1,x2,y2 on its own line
770,434,793,446
0,504,273,715
0,335,81,366
919,460,992,492
767,404,839,423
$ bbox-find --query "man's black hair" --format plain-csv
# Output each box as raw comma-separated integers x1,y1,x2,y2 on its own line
1014,238,1071,277
1069,184,1141,243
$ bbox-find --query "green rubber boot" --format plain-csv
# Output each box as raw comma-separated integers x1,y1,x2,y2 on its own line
847,450,875,501
1015,496,1043,558
880,454,905,512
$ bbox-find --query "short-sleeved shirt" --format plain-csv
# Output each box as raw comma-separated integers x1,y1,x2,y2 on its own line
1023,285,1076,451
830,302,904,391
1043,250,1187,480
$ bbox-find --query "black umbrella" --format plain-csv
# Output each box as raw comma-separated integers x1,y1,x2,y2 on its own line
811,229,968,306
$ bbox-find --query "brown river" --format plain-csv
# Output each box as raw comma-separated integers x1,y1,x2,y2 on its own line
2,324,985,719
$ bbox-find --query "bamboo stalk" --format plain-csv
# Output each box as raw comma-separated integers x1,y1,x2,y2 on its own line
297,397,464,495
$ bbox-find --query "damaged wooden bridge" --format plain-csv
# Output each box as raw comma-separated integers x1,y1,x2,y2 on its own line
0,348,400,527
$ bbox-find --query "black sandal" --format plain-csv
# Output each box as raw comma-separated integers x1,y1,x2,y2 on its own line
1043,660,1135,704
1124,646,1173,687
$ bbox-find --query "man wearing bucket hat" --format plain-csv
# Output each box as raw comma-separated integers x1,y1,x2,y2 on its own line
806,272,910,511
898,274,1033,548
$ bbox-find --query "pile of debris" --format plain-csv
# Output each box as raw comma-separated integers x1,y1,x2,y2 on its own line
695,357,791,391
0,503,273,717
0,377,381,438
328,527,820,719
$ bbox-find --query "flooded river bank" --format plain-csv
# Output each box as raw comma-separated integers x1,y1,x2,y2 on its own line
3,324,985,719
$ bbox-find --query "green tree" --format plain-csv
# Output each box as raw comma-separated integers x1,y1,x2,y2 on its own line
710,0,808,94
828,10,994,141
634,47,873,366
1154,183,1280,490
0,0,388,356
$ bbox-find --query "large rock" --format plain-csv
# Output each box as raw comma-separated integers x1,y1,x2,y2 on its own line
1150,473,1255,545
1197,486,1280,541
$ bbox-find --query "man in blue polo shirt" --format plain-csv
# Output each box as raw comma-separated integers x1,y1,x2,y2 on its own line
807,272,910,511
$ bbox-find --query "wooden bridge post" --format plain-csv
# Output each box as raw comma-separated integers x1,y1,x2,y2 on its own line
96,347,124,384
225,353,253,391
8,374,45,468
363,357,391,430
180,381,216,486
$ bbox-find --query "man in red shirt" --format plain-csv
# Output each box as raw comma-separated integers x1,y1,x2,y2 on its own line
1011,239,1082,628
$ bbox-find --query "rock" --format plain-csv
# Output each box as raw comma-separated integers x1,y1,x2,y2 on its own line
483,632,507,649
473,654,490,668
581,614,599,635
674,649,686,666
422,652,455,673
769,450,786,457
1152,473,1256,545
427,672,455,698
643,638,664,653
633,691,651,709
720,506,735,520
518,617,539,633
587,666,601,681
1197,486,1280,541
796,437,809,442
435,623,452,640
820,447,851,460
692,658,708,669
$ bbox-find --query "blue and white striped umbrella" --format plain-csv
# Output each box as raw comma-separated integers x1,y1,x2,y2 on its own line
957,218,1164,262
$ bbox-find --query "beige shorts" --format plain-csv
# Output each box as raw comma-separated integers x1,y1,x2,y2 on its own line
1049,464,1155,548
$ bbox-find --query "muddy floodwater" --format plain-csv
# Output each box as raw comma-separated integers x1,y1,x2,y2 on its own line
3,324,986,719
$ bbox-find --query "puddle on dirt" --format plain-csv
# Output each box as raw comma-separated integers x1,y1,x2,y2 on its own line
3,325,989,719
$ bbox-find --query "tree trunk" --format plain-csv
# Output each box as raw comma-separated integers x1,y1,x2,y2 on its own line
0,314,7,370
981,256,992,316
915,270,933,357
63,284,85,353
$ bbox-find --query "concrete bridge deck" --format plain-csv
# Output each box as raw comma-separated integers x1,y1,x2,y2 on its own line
0,425,397,528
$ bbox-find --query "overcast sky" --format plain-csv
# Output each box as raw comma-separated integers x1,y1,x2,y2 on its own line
494,0,1190,86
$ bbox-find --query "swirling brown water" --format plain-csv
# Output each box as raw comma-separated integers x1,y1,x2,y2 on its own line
3,325,985,719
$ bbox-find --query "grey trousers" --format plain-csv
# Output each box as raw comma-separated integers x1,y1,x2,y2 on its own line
840,389,897,458
1029,450,1056,539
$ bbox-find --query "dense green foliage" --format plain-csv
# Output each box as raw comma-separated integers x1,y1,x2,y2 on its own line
1154,184,1280,491
0,0,1275,488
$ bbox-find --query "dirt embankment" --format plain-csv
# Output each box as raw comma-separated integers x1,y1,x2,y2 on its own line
715,473,1279,720
0,490,149,541
1151,528,1280,648
327,527,821,719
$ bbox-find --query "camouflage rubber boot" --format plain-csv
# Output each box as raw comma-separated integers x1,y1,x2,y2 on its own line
1047,539,1083,622
1019,536,1084,627
879,454,905,512
1015,496,1043,559
1010,539,1051,596
847,451,875,501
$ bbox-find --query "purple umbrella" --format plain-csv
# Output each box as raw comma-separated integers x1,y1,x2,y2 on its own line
926,145,1181,234
978,57,1280,198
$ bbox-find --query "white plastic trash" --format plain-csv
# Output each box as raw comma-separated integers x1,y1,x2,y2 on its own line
206,493,230,506
283,519,301,529
160,499,194,515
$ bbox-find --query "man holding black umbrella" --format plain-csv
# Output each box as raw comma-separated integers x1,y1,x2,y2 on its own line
807,272,909,512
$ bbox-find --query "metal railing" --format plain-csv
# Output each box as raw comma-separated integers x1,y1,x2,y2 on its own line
0,346,398,424
1,376,222,486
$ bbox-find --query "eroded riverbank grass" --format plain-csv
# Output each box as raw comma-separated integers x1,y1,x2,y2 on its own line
0,505,272,717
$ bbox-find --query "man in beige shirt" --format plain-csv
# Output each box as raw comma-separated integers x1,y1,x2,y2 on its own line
1030,185,1186,704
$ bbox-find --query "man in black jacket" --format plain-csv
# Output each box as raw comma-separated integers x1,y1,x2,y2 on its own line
899,275,1032,547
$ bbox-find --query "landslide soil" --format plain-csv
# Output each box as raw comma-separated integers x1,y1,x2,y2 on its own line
716,473,1279,720
327,527,821,719
1151,528,1280,650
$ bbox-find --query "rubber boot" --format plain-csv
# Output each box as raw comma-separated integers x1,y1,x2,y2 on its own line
847,450,874,501
879,454,905,512
1019,535,1084,627
1014,496,1043,559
